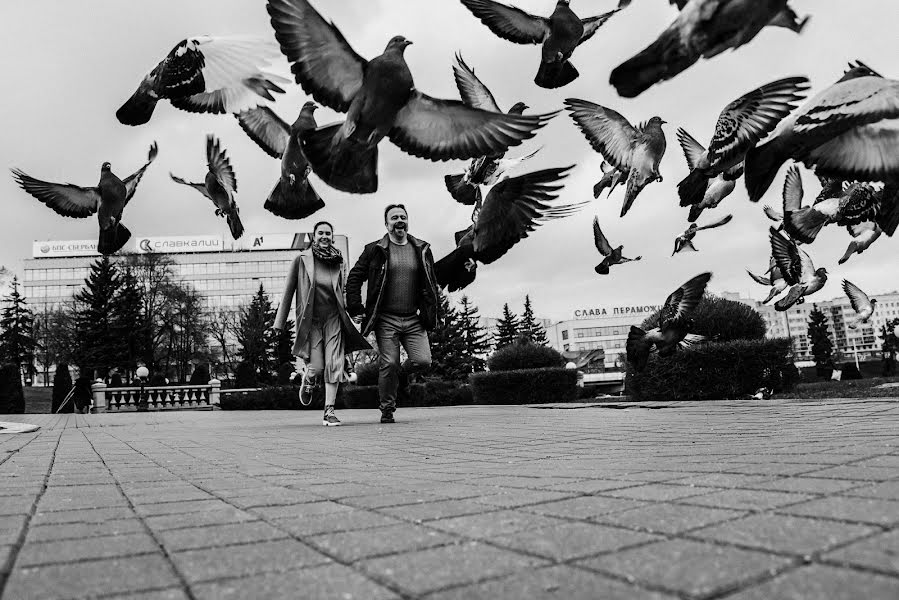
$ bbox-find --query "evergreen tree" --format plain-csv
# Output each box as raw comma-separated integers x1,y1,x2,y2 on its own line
493,303,520,350
237,283,276,381
114,266,146,381
519,295,548,346
427,290,469,380
274,318,295,369
72,257,126,377
0,277,36,381
807,304,833,375
458,295,489,373
51,363,73,413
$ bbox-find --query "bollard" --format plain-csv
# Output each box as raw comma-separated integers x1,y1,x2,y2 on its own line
209,379,221,410
90,382,107,413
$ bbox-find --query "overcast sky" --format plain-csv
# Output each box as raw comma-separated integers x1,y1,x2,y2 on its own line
1,0,896,322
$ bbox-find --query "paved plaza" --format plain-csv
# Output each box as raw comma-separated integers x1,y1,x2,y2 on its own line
1,399,898,599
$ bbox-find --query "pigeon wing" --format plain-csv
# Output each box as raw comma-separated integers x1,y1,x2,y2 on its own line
236,107,291,158
579,9,619,44
206,135,237,194
452,53,501,113
746,269,772,286
707,76,810,166
794,77,899,137
266,0,367,112
805,119,899,181
388,91,554,161
473,167,577,264
675,128,706,171
695,213,733,231
842,279,871,314
460,0,550,45
769,227,803,285
658,272,711,329
763,205,783,222
592,216,613,256
564,99,636,171
782,165,804,211
11,169,99,218
170,173,213,202
122,142,159,204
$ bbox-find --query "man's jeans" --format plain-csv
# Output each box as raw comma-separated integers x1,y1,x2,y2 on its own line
375,313,432,413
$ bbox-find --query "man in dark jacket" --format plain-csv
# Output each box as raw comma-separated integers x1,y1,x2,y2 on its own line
346,204,438,423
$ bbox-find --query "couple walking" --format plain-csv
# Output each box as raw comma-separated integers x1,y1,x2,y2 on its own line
274,205,439,426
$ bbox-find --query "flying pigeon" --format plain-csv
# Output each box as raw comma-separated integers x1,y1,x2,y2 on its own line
769,226,827,311
435,167,586,291
459,0,619,89
672,214,733,255
626,272,711,372
659,0,809,32
784,181,879,245
267,0,555,194
610,0,808,98
11,143,158,255
676,77,809,208
444,54,540,205
592,216,641,274
564,99,666,217
236,102,325,220
842,279,877,329
747,257,788,304
592,161,625,199
745,62,899,202
116,36,289,126
838,221,882,265
170,135,244,240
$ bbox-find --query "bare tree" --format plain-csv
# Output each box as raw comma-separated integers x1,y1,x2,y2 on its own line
209,306,239,379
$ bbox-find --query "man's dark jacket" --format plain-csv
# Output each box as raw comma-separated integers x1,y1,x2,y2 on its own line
346,234,439,336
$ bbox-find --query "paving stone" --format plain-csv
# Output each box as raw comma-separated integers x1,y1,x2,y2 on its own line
157,521,289,552
779,496,899,525
98,589,190,600
805,465,898,481
689,513,876,556
543,480,641,494
1,544,14,574
134,499,235,517
601,484,720,502
594,503,746,535
17,531,159,566
522,496,648,520
310,523,454,561
743,477,863,495
380,499,497,522
840,480,899,500
2,554,180,599
31,506,136,525
426,564,677,600
171,538,330,583
427,509,568,540
577,539,794,597
191,563,399,600
26,518,145,542
144,507,259,532
0,514,27,543
722,564,899,600
680,488,812,511
0,495,36,516
343,491,448,510
249,501,355,520
490,521,660,561
823,529,899,575
472,489,574,508
359,541,547,596
275,508,402,536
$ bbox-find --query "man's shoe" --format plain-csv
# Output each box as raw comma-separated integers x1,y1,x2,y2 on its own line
323,412,341,427
380,411,395,424
298,368,316,407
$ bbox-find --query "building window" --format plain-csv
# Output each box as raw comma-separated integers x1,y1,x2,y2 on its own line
561,330,568,340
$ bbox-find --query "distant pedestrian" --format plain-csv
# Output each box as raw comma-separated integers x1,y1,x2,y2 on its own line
72,376,93,414
346,204,437,424
275,220,371,426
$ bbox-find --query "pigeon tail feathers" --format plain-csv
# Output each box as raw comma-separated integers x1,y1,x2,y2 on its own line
534,59,579,89
116,89,158,126
609,25,692,98
264,179,325,220
687,203,705,222
677,169,709,207
226,211,244,240
594,261,610,275
744,136,789,203
97,223,131,255
444,173,480,205
302,122,378,194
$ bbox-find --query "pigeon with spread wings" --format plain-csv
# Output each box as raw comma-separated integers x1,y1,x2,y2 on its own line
838,221,882,265
435,166,586,291
170,135,244,240
672,214,733,255
842,279,877,329
626,272,711,372
11,143,158,255
746,62,899,202
747,256,788,304
610,0,808,98
267,0,555,194
676,76,809,209
565,99,666,217
592,216,641,275
460,0,618,89
237,102,325,220
117,36,288,126
768,226,827,311
444,54,540,206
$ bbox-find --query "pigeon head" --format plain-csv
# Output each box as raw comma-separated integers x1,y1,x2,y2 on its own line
647,116,666,127
101,162,112,172
871,298,878,307
508,102,528,115
386,36,413,52
816,267,828,278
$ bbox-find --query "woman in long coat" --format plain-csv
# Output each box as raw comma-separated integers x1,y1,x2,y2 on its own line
274,221,371,426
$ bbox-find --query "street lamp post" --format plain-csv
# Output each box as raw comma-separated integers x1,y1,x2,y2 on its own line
136,366,149,412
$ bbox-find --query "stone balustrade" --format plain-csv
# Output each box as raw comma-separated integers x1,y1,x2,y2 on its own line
91,379,221,412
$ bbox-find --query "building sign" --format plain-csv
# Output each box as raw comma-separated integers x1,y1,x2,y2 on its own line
134,235,224,254
574,304,661,319
32,240,99,258
232,233,311,251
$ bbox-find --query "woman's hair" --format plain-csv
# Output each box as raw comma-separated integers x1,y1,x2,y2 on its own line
312,220,334,235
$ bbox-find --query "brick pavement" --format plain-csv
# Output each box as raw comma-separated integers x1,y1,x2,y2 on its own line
0,398,898,599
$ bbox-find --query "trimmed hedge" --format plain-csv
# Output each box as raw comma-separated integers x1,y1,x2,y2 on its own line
470,367,577,404
626,338,798,401
0,364,25,414
488,342,565,371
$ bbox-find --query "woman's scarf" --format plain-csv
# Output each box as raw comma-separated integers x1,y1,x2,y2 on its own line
311,242,343,265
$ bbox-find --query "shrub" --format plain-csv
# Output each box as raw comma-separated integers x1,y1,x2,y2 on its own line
626,338,797,401
189,364,210,384
407,381,473,406
641,294,766,342
0,364,25,414
52,363,74,414
470,367,577,404
354,361,380,386
220,385,302,410
342,385,379,409
234,361,258,388
488,341,565,372
276,362,295,385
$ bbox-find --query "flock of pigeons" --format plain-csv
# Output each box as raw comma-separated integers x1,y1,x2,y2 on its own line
9,0,899,373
